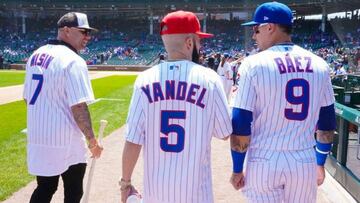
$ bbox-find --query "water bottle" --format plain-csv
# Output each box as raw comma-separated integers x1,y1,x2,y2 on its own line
126,194,142,203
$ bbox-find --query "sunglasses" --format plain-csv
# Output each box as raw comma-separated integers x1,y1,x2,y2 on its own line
73,28,91,36
252,23,269,34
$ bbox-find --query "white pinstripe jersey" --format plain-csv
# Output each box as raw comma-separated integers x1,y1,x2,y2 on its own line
231,44,335,151
23,43,94,176
125,60,232,203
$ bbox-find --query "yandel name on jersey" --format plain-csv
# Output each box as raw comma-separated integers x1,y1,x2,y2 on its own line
141,80,207,108
29,53,54,69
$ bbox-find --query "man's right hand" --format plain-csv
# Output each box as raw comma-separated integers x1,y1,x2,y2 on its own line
230,172,245,190
88,137,103,158
317,165,326,186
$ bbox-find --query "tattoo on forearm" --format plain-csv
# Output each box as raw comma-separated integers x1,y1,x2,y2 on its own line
317,130,334,143
232,143,249,152
71,102,94,140
231,136,250,153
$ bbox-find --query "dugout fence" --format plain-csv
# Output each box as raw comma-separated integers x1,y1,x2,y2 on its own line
327,102,360,201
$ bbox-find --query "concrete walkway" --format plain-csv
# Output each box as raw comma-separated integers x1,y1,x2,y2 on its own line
0,71,139,105
2,126,356,203
0,84,24,105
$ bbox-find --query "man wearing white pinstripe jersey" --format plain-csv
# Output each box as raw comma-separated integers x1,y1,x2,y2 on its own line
120,10,232,203
229,2,336,203
23,12,102,203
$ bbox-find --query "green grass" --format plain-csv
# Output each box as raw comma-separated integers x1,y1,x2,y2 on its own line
0,70,25,87
0,75,136,201
90,75,136,136
0,101,31,200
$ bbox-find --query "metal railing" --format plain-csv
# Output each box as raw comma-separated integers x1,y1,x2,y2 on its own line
326,102,360,201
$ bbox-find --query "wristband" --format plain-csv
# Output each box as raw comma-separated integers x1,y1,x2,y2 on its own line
119,178,132,191
315,141,332,166
231,149,246,173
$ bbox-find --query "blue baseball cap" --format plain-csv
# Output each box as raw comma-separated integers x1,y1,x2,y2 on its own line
242,2,293,26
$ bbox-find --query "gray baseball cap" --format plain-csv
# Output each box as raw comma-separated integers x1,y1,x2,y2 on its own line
57,12,98,32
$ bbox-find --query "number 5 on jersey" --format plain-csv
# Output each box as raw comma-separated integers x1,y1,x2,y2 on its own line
160,110,186,153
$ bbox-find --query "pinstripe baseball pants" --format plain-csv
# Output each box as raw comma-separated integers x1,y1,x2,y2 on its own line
242,148,317,203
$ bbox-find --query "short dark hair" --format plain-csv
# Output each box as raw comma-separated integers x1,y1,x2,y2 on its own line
278,24,292,34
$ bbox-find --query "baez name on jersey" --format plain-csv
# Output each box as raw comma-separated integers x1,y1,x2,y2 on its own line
274,55,313,74
141,80,207,109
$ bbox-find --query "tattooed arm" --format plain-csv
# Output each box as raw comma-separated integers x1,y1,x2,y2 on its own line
229,134,250,190
71,102,95,140
71,102,103,158
316,130,334,144
231,135,250,153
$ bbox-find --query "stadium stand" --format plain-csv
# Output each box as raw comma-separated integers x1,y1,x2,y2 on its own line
1,16,359,72
0,0,359,70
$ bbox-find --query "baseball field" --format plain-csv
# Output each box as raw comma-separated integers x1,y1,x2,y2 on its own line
0,71,25,87
0,71,136,201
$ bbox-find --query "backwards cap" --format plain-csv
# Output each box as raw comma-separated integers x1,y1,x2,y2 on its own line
160,10,213,38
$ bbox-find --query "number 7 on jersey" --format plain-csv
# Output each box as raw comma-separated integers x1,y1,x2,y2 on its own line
29,74,44,105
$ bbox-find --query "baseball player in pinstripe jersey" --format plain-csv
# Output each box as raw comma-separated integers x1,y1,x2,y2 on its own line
229,2,336,203
120,10,232,203
217,53,233,100
23,12,103,203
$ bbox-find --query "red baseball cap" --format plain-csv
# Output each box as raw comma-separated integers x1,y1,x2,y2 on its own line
160,10,214,38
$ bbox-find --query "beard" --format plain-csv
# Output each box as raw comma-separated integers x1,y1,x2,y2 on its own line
192,42,200,64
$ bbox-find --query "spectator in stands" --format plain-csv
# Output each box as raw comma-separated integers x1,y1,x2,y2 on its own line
355,47,360,68
214,53,221,72
334,62,347,75
92,55,97,65
207,55,215,71
100,53,105,64
199,52,207,66
158,53,165,63
0,54,3,69
217,53,233,100
230,55,244,85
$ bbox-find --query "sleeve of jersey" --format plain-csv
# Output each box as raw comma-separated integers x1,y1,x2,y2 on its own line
317,104,336,131
230,60,256,112
23,61,32,100
65,61,95,107
23,72,30,100
320,69,335,107
317,69,336,131
232,108,253,135
125,85,146,145
213,77,232,139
